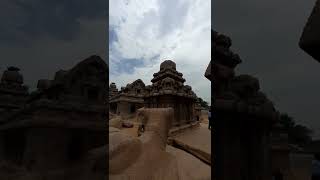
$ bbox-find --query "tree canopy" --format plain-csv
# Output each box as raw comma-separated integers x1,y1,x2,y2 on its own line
198,97,209,109
279,113,313,146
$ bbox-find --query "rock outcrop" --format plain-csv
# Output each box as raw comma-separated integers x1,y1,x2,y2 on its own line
109,108,187,180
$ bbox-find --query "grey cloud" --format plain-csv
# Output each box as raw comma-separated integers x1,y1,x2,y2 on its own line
0,0,106,44
157,0,191,36
0,0,107,90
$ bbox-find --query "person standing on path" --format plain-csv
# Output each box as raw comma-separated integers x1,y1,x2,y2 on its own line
208,109,212,130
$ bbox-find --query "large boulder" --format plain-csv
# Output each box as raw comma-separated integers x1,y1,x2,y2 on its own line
109,108,185,180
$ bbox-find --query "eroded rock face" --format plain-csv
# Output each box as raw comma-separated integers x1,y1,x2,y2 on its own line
0,55,108,180
213,31,278,180
109,108,184,180
213,31,278,121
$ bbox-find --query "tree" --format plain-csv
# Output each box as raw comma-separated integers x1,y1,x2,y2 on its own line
198,97,209,109
279,113,313,146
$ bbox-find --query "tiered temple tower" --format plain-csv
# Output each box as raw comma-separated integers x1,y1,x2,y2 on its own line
144,60,197,127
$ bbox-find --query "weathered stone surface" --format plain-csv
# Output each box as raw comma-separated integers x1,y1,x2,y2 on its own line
168,123,211,165
109,80,145,116
109,108,187,180
110,60,200,129
109,117,122,129
213,31,278,180
144,60,197,127
0,55,108,179
204,60,212,81
166,145,211,180
299,0,320,61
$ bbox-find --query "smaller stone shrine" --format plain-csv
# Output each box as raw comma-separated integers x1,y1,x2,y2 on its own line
144,60,197,127
109,82,118,99
0,67,29,121
109,79,145,116
0,55,108,174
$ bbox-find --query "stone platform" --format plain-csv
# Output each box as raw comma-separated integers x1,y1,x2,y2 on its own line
168,123,211,165
169,121,200,136
166,145,211,180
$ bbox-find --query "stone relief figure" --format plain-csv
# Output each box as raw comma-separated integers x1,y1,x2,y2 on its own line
161,77,175,89
109,108,186,180
213,31,278,120
175,81,183,91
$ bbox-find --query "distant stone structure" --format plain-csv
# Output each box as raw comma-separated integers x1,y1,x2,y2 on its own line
109,79,145,116
110,60,199,128
193,99,202,121
144,60,197,127
271,122,314,180
0,55,108,179
270,122,292,179
0,67,29,121
212,30,279,180
109,82,118,100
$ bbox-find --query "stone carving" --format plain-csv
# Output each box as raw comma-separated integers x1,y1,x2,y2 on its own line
144,60,197,127
213,31,278,120
213,31,279,180
109,108,183,180
110,60,199,129
109,79,145,116
0,55,108,180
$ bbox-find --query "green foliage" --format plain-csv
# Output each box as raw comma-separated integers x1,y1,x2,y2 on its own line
198,97,209,109
279,113,313,146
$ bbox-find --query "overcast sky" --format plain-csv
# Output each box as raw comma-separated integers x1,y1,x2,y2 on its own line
109,0,211,105
3,0,317,138
0,0,107,91
214,0,320,138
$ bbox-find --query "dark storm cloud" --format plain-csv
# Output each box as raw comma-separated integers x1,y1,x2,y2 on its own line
0,0,106,43
0,0,107,90
214,0,320,137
